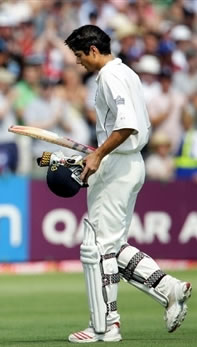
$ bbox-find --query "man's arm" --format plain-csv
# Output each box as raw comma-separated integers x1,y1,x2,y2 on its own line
81,128,134,182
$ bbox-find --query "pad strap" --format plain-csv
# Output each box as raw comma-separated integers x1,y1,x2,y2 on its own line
119,251,145,281
101,253,116,260
102,273,120,287
108,301,117,312
144,270,166,288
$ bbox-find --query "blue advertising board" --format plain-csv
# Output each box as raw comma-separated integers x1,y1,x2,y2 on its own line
0,175,29,261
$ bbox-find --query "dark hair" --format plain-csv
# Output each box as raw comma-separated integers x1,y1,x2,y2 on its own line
159,66,172,80
65,25,111,55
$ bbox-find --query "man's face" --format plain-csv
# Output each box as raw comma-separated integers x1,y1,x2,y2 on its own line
24,66,40,85
74,49,97,72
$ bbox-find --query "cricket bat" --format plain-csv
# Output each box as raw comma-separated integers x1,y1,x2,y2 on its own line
8,125,96,154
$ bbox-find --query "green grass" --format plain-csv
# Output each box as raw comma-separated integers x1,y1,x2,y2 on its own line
0,270,196,347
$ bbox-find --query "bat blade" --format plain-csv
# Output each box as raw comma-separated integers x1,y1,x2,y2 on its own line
8,125,95,154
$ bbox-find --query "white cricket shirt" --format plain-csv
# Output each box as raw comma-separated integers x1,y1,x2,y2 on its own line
95,58,151,153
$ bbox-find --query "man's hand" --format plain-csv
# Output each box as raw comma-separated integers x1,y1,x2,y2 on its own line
80,128,134,183
80,152,102,183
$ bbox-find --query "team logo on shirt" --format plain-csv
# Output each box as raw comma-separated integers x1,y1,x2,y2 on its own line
115,95,125,105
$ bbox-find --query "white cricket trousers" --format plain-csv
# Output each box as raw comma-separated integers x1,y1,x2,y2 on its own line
87,151,145,255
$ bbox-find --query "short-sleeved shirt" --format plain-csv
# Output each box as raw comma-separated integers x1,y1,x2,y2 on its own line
95,58,151,154
13,81,37,111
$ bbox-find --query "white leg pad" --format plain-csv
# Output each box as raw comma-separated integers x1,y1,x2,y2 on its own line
117,244,168,307
80,219,107,333
101,256,120,326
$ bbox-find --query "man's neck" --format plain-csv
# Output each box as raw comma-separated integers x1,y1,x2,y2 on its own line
97,54,114,70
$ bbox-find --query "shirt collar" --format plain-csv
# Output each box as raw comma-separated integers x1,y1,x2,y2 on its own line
95,58,122,82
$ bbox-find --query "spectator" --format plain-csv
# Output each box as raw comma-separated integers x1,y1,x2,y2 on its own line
0,0,196,177
188,93,197,129
23,78,65,160
60,64,87,113
170,24,193,71
13,59,41,125
181,95,197,131
133,54,161,104
53,79,91,153
107,13,142,65
0,68,18,174
133,0,162,32
24,77,91,162
143,30,159,56
34,25,76,76
58,64,93,145
147,67,187,154
0,0,33,25
145,132,175,182
157,38,176,71
173,48,197,97
78,0,117,30
175,105,197,181
182,3,196,31
16,19,36,58
0,39,22,80
52,0,82,39
115,22,141,66
164,0,185,25
31,0,54,38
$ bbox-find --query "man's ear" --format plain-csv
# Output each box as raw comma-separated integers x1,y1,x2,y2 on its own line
90,45,99,56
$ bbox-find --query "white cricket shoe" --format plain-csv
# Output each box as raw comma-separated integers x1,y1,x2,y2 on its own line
165,281,192,333
68,322,122,343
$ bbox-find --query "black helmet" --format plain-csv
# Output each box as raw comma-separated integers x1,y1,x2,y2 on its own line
47,163,84,198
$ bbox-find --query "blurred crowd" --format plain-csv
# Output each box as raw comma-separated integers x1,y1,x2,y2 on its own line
0,0,197,181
